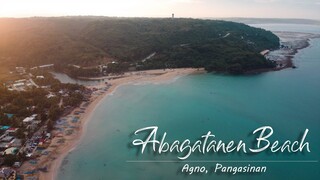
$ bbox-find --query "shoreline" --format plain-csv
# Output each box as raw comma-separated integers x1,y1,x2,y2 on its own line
34,68,204,180
269,32,320,67
245,31,320,74
17,31,319,179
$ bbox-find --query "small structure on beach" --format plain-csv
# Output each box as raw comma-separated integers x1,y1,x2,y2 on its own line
260,50,270,56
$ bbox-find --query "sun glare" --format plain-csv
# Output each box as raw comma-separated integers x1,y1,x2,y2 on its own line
0,0,170,17
0,0,319,19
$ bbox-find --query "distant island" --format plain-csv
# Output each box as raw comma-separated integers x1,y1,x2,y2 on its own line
0,17,280,77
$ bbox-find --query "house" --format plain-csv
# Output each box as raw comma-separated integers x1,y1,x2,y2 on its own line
4,114,13,119
12,82,24,89
5,128,18,136
30,66,38,70
26,120,41,131
22,117,34,123
25,82,34,87
10,139,22,148
0,167,16,180
0,143,10,151
46,93,56,98
15,79,27,83
22,114,37,123
15,67,26,74
71,64,81,68
4,147,18,155
0,136,14,143
0,126,10,131
38,64,54,68
13,162,21,168
36,76,45,79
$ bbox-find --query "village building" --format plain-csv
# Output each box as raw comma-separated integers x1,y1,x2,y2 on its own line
22,114,38,124
0,167,16,180
36,75,45,79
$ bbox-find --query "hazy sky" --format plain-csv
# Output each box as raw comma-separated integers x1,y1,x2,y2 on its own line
0,0,319,19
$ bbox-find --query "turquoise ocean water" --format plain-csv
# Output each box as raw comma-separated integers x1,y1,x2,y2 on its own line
58,24,320,180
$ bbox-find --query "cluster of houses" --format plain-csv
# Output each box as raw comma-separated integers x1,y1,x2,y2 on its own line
22,114,41,131
0,114,43,159
0,113,51,179
24,127,51,159
0,127,21,157
6,79,34,91
0,127,22,178
4,64,55,91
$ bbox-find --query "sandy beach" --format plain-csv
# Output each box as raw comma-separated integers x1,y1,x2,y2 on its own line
17,68,204,180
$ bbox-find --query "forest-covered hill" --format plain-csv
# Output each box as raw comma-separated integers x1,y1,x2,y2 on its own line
0,17,279,75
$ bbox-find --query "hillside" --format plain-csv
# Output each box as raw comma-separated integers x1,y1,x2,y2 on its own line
0,17,279,75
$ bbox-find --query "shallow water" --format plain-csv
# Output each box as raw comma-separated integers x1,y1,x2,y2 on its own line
51,72,103,86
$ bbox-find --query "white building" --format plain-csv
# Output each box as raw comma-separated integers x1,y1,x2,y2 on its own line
23,114,37,123
36,75,45,79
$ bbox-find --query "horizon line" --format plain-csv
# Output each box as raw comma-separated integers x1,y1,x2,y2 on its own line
0,15,319,21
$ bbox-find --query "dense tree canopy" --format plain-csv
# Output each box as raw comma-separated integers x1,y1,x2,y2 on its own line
0,17,279,74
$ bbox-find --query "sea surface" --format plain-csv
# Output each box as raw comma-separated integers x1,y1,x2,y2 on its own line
58,24,320,180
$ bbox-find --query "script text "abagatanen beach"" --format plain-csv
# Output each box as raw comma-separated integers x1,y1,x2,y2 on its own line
132,126,310,159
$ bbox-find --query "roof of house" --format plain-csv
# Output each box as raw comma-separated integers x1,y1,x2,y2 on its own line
4,147,18,155
5,114,14,118
1,136,14,142
23,114,37,123
0,167,15,178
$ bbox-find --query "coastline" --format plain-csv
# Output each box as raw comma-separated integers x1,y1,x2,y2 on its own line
33,68,204,180
268,32,320,67
245,31,320,74
17,31,319,179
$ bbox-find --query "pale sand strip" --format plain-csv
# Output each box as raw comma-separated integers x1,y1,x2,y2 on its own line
27,68,204,180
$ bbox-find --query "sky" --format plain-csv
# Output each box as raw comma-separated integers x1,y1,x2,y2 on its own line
0,0,319,19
